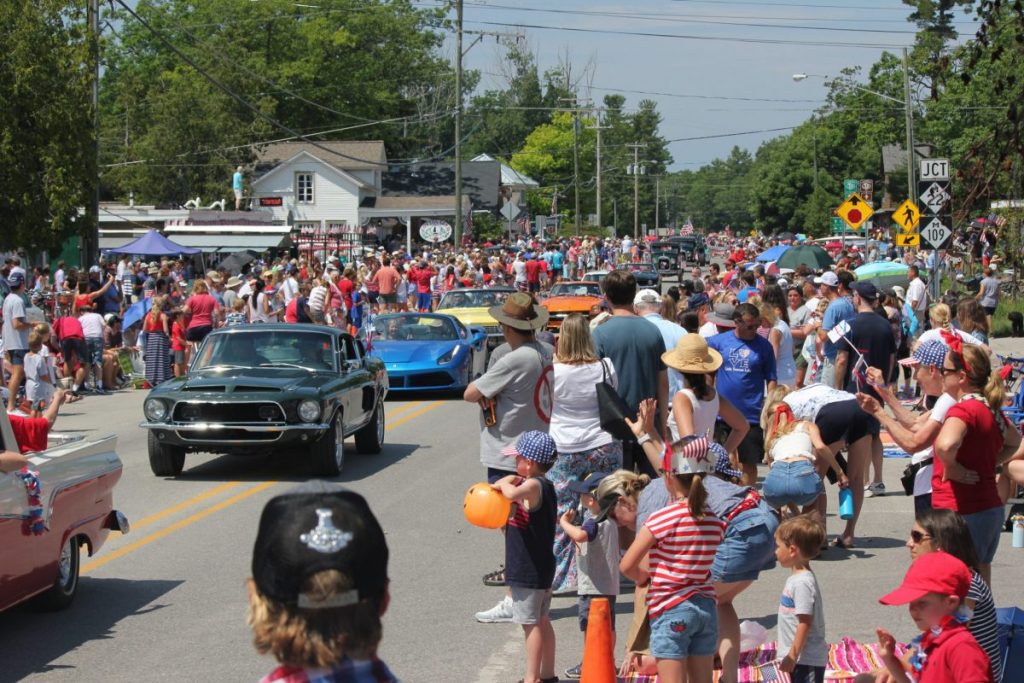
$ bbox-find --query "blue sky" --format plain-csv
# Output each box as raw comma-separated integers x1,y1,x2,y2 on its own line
453,0,980,170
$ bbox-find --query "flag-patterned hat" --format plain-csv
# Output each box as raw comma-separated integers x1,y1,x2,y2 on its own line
662,436,715,475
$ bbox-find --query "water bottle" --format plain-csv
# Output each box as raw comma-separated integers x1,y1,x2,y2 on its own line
838,487,854,520
1013,517,1024,549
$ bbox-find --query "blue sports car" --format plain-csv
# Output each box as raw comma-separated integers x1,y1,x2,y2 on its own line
371,313,487,392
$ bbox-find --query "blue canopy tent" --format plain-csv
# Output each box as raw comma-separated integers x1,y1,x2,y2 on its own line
755,244,790,262
106,230,201,257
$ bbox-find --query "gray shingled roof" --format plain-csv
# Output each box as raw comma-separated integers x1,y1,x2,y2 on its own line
382,161,501,213
253,141,387,174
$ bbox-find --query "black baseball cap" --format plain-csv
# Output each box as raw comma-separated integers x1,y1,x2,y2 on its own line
851,281,879,301
567,471,613,495
252,481,388,609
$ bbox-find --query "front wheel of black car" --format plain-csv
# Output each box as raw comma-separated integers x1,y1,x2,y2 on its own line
148,432,186,477
355,400,385,455
311,411,346,476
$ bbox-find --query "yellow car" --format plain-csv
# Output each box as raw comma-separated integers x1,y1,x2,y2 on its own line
435,287,517,349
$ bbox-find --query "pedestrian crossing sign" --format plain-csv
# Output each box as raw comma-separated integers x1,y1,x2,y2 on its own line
836,193,873,230
895,232,920,247
894,199,920,232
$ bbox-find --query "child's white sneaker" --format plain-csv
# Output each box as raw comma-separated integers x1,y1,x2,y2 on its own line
474,595,513,623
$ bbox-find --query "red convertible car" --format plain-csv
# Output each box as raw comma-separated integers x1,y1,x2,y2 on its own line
0,409,128,611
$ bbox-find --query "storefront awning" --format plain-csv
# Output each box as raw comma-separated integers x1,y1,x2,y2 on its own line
165,234,291,253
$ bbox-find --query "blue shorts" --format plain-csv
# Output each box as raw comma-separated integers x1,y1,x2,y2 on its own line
85,337,104,366
763,460,824,509
711,503,778,584
649,594,719,660
416,292,432,310
961,506,1003,564
6,349,26,366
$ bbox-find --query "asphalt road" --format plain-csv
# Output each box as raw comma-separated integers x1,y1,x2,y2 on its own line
2,372,1024,682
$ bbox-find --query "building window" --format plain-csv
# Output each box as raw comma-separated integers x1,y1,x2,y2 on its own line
296,172,314,204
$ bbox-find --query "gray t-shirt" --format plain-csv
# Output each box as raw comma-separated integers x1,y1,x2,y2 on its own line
591,315,666,414
777,570,828,667
2,293,29,351
979,276,1000,308
636,478,671,530
577,517,620,597
474,340,554,471
788,305,809,330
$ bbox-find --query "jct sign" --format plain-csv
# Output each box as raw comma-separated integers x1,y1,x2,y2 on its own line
919,159,950,181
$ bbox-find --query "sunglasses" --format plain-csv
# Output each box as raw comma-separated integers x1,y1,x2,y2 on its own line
909,530,932,544
939,367,959,376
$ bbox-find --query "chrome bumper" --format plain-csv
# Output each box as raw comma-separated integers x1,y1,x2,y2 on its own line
139,421,329,432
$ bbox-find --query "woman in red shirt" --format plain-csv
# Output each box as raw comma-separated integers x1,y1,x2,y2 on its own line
933,341,1021,585
183,280,220,344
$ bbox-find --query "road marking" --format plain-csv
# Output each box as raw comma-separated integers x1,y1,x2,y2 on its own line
81,481,276,575
126,481,243,533
385,401,445,430
384,400,423,420
83,401,447,574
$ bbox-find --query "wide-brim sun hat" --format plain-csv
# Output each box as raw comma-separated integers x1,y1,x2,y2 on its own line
488,292,550,330
662,334,723,373
705,302,737,328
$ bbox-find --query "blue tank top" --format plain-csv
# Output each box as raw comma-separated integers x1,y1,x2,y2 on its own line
505,477,557,589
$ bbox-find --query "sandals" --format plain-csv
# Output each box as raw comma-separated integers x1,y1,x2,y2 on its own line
831,536,855,550
482,566,505,586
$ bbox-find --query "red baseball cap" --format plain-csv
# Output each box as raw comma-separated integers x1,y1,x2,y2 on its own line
879,552,971,605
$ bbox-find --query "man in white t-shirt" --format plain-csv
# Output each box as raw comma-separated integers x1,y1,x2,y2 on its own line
905,265,928,337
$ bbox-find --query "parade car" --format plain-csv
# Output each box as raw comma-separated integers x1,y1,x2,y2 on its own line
651,241,683,276
140,324,388,477
669,235,708,265
0,410,128,612
541,281,604,329
435,287,516,349
371,313,487,392
623,263,661,289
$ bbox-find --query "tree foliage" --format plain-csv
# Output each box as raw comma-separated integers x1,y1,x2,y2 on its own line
0,0,94,251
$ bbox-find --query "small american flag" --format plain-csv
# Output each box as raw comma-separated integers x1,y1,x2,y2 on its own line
680,218,694,236
756,660,790,682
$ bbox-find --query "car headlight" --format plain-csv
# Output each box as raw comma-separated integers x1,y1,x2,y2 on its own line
144,398,168,422
297,400,321,423
437,345,460,365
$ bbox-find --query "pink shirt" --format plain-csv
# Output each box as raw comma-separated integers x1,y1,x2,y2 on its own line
186,294,217,328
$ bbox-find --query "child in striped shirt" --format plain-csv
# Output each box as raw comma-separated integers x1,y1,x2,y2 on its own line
620,436,726,683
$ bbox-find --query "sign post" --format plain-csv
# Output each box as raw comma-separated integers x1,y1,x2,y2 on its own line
917,158,951,301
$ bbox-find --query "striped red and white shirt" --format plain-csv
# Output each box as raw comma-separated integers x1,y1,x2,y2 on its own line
643,501,725,617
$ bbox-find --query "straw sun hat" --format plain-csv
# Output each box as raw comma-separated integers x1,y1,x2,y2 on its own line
661,334,723,374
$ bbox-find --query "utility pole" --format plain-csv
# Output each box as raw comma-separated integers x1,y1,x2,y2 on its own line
626,143,647,240
902,46,915,204
453,0,463,249
588,108,608,233
87,0,100,267
573,111,581,235
655,176,661,232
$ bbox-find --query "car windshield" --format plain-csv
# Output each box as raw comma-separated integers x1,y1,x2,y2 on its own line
437,290,512,309
372,315,459,341
625,263,652,273
549,283,601,297
193,330,336,371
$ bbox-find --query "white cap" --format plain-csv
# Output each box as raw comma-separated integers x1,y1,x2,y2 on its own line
633,288,662,306
813,271,839,287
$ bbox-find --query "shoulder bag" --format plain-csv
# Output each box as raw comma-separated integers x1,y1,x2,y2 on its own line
595,358,635,441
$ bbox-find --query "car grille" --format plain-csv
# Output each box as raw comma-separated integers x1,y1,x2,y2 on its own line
172,401,284,423
482,325,501,336
392,372,456,389
175,428,282,443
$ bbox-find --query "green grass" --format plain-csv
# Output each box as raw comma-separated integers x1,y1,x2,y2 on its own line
992,296,1024,338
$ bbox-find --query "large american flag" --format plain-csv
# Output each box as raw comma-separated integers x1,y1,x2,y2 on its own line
680,217,695,236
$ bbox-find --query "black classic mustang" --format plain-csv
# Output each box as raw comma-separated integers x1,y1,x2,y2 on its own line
140,324,388,477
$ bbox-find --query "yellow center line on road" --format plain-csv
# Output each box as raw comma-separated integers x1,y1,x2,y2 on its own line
384,400,446,430
82,400,452,574
126,481,243,533
383,400,423,420
82,481,277,575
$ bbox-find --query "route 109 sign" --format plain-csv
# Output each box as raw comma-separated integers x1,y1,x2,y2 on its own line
419,220,453,243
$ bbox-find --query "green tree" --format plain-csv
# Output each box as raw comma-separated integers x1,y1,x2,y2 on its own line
0,0,94,252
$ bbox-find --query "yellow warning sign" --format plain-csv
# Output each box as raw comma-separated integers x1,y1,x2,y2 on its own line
895,232,920,247
894,199,921,232
836,193,874,230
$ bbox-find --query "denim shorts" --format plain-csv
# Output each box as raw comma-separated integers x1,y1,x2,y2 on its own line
763,459,824,509
6,349,26,366
961,506,1003,564
649,594,718,659
85,337,104,366
711,504,779,584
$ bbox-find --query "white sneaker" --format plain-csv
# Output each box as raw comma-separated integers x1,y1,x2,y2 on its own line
864,482,886,498
475,595,513,623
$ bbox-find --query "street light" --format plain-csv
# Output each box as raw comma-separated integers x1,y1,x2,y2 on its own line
792,47,915,207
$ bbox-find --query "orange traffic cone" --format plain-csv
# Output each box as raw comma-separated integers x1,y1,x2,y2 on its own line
580,597,616,683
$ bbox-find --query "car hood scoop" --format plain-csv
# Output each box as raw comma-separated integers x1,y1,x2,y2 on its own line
185,367,321,393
